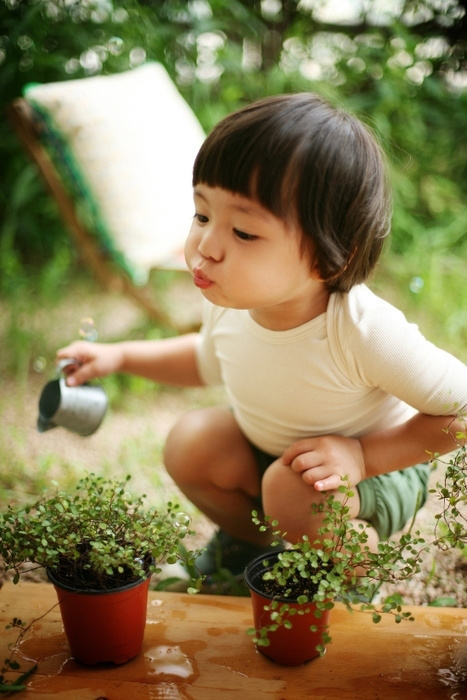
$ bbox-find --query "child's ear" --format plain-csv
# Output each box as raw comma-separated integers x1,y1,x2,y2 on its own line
310,264,324,281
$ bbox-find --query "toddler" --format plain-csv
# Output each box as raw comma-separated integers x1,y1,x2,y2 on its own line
58,93,467,579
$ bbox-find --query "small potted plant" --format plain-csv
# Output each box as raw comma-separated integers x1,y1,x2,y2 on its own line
0,472,203,666
244,478,426,666
431,419,467,562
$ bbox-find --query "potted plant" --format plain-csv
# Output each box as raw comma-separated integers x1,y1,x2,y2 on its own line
0,472,203,667
244,478,426,666
431,420,467,566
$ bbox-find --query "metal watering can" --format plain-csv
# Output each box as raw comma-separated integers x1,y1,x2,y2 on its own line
37,359,108,437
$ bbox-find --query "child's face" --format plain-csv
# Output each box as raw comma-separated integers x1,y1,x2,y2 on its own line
185,185,327,329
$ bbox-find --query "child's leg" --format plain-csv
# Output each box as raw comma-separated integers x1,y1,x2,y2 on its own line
262,460,430,552
163,406,274,547
262,458,379,552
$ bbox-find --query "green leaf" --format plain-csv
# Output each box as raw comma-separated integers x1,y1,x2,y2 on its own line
428,597,458,607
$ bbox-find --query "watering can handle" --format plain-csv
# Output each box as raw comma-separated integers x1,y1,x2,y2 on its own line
57,358,81,377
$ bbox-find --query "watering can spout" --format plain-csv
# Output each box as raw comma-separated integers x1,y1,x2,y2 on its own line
37,415,55,433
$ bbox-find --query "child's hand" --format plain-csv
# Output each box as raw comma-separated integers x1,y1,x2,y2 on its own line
56,341,124,386
282,435,366,492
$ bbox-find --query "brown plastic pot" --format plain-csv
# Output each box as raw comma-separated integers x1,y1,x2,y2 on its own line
244,551,331,666
47,569,151,665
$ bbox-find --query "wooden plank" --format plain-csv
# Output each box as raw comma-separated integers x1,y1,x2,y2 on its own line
1,582,466,698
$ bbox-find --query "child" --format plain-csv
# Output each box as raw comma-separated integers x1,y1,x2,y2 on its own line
57,92,467,580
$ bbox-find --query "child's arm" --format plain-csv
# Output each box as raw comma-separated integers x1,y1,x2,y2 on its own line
360,411,465,478
291,288,467,491
282,411,465,492
56,333,204,388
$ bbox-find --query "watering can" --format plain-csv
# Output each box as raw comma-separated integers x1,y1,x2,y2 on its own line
37,359,107,437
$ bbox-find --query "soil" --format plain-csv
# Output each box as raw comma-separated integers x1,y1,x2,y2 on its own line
247,557,322,601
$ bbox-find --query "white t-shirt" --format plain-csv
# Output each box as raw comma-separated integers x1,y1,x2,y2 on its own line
195,284,467,456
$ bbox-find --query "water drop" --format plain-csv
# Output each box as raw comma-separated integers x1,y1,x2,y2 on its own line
409,276,424,294
107,36,124,55
79,317,98,341
33,356,47,373
174,512,191,529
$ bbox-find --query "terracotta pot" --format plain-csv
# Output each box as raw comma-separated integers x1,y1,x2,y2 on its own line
244,551,331,666
47,569,151,665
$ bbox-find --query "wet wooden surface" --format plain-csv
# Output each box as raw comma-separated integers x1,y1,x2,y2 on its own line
1,581,466,699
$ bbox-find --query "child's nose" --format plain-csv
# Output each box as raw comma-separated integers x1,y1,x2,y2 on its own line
198,226,223,261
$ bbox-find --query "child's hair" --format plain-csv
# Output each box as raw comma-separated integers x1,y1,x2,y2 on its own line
192,93,391,293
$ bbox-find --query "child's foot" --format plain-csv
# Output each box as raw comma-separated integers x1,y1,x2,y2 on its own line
155,530,282,594
195,529,280,579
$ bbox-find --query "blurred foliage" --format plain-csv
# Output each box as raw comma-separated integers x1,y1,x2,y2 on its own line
1,0,466,358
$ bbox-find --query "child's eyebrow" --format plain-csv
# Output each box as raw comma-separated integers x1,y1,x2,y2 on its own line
193,188,208,202
194,186,269,219
233,202,263,216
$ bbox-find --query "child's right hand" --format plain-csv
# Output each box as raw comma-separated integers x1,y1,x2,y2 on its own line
56,341,124,386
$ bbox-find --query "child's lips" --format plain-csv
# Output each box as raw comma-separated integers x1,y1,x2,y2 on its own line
193,269,213,289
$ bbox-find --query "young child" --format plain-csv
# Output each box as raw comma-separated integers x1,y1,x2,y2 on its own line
57,92,467,580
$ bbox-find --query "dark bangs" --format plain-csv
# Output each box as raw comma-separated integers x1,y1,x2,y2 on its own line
192,94,323,222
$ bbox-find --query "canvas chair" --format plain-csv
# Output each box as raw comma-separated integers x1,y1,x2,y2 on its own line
7,63,206,332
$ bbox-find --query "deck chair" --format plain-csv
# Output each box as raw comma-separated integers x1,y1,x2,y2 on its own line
7,63,205,332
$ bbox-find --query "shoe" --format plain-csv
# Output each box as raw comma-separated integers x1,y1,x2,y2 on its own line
154,531,282,595
194,529,280,579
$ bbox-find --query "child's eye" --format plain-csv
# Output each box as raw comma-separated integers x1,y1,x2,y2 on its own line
234,228,257,241
194,213,209,223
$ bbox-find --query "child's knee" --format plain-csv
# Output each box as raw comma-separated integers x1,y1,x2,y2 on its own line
261,459,304,527
261,459,285,509
163,409,210,481
163,406,234,483
261,459,328,542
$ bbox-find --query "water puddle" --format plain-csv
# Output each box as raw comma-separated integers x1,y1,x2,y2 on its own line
150,599,164,608
144,645,193,679
16,628,70,669
436,642,467,690
145,683,189,699
142,638,205,699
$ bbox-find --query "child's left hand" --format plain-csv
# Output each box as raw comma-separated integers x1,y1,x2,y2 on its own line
281,435,366,492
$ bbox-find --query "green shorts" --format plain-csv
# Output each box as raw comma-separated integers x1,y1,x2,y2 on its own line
356,463,431,540
249,442,431,541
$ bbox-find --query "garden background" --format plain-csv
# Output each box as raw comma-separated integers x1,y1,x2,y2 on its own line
1,0,466,603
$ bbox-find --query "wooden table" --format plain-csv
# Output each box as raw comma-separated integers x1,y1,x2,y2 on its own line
1,582,466,699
